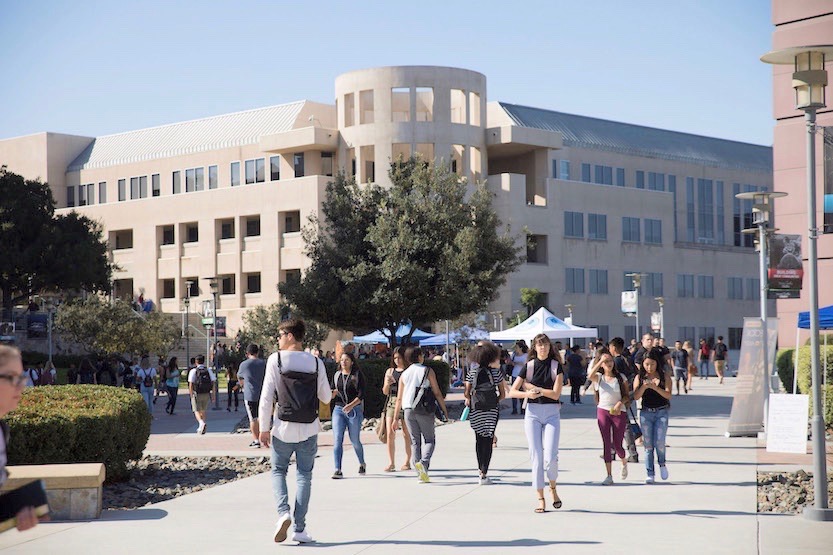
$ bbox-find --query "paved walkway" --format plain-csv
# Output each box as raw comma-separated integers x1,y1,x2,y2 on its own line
1,380,831,553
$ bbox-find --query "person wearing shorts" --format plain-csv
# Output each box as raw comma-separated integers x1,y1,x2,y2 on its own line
670,340,689,395
188,355,216,435
238,343,267,448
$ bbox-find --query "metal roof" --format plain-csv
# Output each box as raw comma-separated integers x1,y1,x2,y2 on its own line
497,102,772,173
68,101,306,171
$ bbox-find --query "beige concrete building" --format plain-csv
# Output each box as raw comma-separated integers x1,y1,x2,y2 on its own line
0,66,773,349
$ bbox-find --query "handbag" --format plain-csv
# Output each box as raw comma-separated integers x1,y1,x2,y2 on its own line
412,368,436,416
375,404,388,443
628,405,643,440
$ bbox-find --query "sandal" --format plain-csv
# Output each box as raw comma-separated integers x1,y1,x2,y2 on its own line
549,483,562,509
400,463,411,471
535,497,546,513
383,464,396,472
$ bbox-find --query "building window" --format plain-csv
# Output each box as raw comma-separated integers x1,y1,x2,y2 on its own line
220,220,234,240
391,87,411,122
161,279,175,299
294,153,305,178
645,272,663,297
552,159,558,179
270,156,280,181
616,168,625,187
321,152,334,177
246,273,262,294
98,182,106,204
344,92,355,127
162,225,175,245
589,269,608,294
526,234,548,264
118,179,126,201
208,165,218,189
231,162,240,187
359,89,374,124
622,217,640,242
560,160,570,180
151,174,160,197
648,172,665,191
728,327,743,349
746,278,760,300
669,175,678,242
130,177,139,199
677,274,695,298
185,169,195,192
185,223,199,243
565,268,585,293
699,327,716,346
588,213,607,240
172,171,181,194
686,177,695,242
636,171,645,189
625,325,646,342
716,180,725,244
581,163,591,183
644,219,662,244
283,210,301,233
697,178,715,242
78,184,87,206
245,159,265,185
678,326,696,344
590,325,610,340
67,186,75,207
450,88,466,124
113,230,133,250
245,216,261,237
594,165,613,185
728,277,743,299
221,275,235,295
564,212,584,238
140,176,148,198
245,160,254,184
415,87,434,122
184,279,199,297
742,185,756,247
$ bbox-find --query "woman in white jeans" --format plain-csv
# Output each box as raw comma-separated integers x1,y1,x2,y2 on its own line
508,333,564,513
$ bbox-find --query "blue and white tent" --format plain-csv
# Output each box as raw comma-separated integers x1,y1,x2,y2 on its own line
419,326,490,346
489,307,598,343
351,324,436,344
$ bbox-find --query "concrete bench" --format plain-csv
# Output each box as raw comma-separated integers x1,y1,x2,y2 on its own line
1,463,106,520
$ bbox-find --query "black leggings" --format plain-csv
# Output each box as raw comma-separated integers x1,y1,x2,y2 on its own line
227,380,239,409
569,375,583,403
475,434,494,475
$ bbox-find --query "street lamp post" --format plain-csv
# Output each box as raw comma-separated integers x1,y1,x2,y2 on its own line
761,44,833,522
626,273,646,341
654,297,665,339
736,190,786,438
183,281,192,375
43,295,54,365
206,277,220,410
564,304,574,347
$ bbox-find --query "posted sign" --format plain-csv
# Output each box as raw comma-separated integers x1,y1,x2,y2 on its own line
621,291,636,314
766,394,809,454
767,234,803,299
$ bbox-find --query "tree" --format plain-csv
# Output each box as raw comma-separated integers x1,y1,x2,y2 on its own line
281,157,524,346
0,167,112,315
55,297,180,357
520,287,544,316
237,302,330,354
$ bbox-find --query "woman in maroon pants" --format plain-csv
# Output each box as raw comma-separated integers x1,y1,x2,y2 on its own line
588,350,630,485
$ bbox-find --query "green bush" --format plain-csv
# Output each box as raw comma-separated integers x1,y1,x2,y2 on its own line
325,358,451,419
795,344,833,426
6,385,151,482
776,348,797,393
20,351,88,370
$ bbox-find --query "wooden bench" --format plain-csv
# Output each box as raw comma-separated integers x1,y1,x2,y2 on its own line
1,463,106,520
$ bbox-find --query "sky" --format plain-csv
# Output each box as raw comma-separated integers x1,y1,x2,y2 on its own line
0,1,775,145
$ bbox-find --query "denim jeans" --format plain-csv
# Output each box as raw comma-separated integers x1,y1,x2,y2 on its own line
140,386,154,413
699,360,710,378
332,405,366,470
639,407,669,477
271,433,317,533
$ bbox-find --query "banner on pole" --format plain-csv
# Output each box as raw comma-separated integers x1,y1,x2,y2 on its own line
767,233,803,299
621,291,636,315
727,317,778,437
650,312,662,332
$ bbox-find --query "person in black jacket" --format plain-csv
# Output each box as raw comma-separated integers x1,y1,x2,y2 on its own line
330,352,367,479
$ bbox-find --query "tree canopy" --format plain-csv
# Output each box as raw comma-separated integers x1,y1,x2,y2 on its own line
0,167,112,314
280,157,524,345
236,301,330,354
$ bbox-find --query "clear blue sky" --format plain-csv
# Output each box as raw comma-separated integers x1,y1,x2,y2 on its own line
0,0,774,145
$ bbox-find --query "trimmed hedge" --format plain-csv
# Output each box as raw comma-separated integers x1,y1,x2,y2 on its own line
795,344,833,426
776,349,796,393
6,385,151,482
325,359,451,419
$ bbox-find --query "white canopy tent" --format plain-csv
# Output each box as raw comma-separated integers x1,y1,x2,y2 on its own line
489,307,599,344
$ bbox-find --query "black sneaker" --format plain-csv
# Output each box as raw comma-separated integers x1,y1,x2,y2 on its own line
332,470,343,479
358,465,366,475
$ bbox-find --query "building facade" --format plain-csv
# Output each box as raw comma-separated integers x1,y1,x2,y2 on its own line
0,65,773,347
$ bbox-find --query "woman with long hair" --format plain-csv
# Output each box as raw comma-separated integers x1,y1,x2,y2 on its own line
76,358,98,385
136,356,156,414
164,357,181,415
464,342,506,484
509,340,529,415
508,333,564,513
588,349,630,484
381,346,412,471
226,364,239,412
331,352,367,479
683,340,696,392
632,348,673,483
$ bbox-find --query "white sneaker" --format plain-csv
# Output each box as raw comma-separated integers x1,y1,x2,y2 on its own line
645,476,655,484
479,476,492,485
415,461,429,483
660,466,669,480
621,464,628,480
602,475,614,486
197,422,206,435
273,514,291,543
292,529,314,543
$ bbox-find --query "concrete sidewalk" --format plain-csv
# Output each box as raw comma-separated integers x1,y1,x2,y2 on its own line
1,380,831,553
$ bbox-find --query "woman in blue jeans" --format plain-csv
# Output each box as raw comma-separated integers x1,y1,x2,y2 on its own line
632,348,673,483
330,352,366,479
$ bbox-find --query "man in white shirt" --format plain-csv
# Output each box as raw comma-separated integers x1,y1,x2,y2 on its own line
259,319,331,545
188,355,216,434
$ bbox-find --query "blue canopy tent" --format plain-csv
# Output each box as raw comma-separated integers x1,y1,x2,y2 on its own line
794,304,833,397
419,326,490,346
351,324,436,344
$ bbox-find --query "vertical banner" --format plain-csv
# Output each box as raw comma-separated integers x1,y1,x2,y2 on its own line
650,312,662,333
823,128,832,234
621,291,636,314
727,317,778,437
767,233,803,299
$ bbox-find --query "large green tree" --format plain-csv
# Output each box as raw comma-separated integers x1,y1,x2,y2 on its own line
280,157,524,346
0,167,112,314
237,301,330,354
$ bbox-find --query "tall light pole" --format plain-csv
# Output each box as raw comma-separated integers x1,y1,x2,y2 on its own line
44,295,55,365
206,277,220,410
564,304,574,347
762,44,833,522
737,190,786,438
626,273,646,340
183,280,192,375
654,297,665,339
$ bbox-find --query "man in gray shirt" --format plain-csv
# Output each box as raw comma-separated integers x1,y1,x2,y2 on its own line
238,343,267,448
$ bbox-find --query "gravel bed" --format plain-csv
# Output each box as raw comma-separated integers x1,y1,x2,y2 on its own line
757,470,833,514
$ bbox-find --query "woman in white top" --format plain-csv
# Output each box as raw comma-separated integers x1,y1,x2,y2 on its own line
589,349,630,485
509,340,529,415
392,346,448,484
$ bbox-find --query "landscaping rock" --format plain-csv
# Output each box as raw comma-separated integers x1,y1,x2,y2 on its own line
757,471,833,514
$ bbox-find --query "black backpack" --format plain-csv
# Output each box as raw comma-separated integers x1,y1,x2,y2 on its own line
194,367,213,394
472,366,498,411
275,354,320,423
140,369,154,388
412,367,437,416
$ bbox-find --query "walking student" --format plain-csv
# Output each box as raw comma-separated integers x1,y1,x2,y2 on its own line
508,333,564,513
464,342,506,485
392,346,449,483
683,340,697,391
698,338,712,379
509,340,529,414
713,336,728,384
589,351,630,485
238,343,267,448
188,355,216,434
164,357,181,415
227,364,240,412
330,352,367,479
381,346,411,471
565,344,585,405
137,357,156,415
670,340,689,395
258,319,331,544
632,348,673,483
